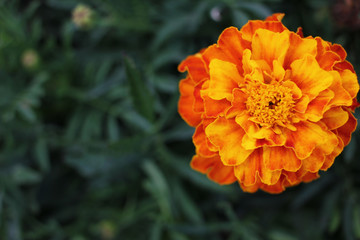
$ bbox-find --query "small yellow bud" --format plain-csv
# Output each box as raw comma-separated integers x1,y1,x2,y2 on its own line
22,49,39,69
98,220,115,240
72,4,93,29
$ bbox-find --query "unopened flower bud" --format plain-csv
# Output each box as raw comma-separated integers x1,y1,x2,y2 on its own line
72,4,93,29
22,49,39,69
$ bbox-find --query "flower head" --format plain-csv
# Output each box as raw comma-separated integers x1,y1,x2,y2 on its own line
72,4,94,29
22,49,39,69
178,13,359,193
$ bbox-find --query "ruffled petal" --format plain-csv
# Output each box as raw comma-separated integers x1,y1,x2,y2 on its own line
251,29,290,67
330,44,347,60
334,60,355,73
322,107,349,130
327,71,353,108
336,110,357,146
284,121,332,159
301,148,325,172
305,89,334,122
290,54,333,101
263,146,301,172
321,138,344,171
193,123,217,157
193,80,206,112
234,148,281,186
202,94,231,118
241,20,287,42
178,77,202,127
191,155,237,184
284,32,317,69
178,54,208,83
217,27,250,69
339,69,359,99
225,88,248,118
208,59,243,101
265,13,285,21
206,117,253,166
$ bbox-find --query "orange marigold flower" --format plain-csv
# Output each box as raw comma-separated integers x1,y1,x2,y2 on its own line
178,13,359,194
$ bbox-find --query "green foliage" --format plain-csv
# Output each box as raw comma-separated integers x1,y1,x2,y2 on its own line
0,0,360,239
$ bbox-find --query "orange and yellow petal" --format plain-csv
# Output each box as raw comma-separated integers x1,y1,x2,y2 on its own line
284,121,334,159
234,148,281,187
290,54,333,101
241,19,287,42
206,117,253,166
263,146,301,172
251,29,290,67
178,54,208,83
178,77,202,127
191,155,237,184
208,59,243,101
193,123,217,157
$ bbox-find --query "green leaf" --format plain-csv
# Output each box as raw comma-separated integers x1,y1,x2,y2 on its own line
354,204,360,239
329,208,341,234
268,230,297,240
173,181,203,224
150,218,163,240
106,116,120,142
344,194,355,240
17,103,36,122
142,160,172,219
124,56,155,122
11,165,41,185
34,137,50,172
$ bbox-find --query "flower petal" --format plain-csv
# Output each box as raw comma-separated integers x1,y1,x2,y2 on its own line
336,110,357,146
191,155,237,184
191,154,217,173
206,117,253,166
265,13,285,21
290,54,333,101
226,88,248,118
208,161,237,184
217,27,250,69
208,59,243,101
263,146,301,171
234,148,281,186
301,148,325,173
321,139,344,171
241,20,287,42
252,29,290,67
193,123,217,157
326,71,353,108
178,77,202,126
331,44,347,60
284,121,331,159
193,80,206,112
322,107,349,130
284,32,317,68
236,113,286,146
305,89,334,122
203,94,231,117
340,69,359,99
178,54,208,83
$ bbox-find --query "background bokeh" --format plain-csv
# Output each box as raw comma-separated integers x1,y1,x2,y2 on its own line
1,0,360,239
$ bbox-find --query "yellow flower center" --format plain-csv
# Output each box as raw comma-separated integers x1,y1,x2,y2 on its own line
246,82,294,127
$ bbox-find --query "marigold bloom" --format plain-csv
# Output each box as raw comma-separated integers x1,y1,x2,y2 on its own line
178,13,359,193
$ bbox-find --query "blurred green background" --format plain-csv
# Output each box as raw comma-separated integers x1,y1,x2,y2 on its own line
1,0,360,239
